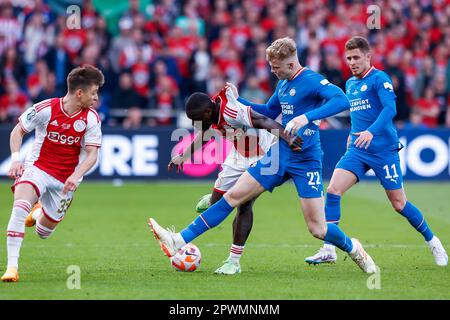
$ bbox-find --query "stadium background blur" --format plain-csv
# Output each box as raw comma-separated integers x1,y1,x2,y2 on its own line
0,0,448,130
0,1,449,301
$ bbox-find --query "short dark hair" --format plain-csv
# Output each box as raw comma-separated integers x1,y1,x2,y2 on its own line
67,65,105,93
345,36,371,53
185,92,213,116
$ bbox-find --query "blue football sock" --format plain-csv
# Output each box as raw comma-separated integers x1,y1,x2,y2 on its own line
399,201,434,241
180,197,234,243
324,193,341,245
324,223,353,253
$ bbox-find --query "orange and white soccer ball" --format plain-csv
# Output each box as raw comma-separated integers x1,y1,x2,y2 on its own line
170,243,202,272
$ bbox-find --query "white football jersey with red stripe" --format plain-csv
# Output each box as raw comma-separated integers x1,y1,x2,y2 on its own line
19,97,102,183
211,87,275,158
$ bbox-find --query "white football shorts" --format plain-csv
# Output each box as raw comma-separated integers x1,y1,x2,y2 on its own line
14,164,74,223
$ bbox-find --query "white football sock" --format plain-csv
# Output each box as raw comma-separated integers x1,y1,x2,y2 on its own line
6,200,31,269
229,244,244,263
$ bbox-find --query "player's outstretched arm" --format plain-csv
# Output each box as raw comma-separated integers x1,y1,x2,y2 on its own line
63,145,98,194
8,124,27,179
250,109,303,152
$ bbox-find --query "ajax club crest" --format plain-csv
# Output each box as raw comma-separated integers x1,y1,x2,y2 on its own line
74,120,86,132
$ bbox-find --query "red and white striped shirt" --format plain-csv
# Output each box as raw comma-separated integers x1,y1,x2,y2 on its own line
211,87,274,158
19,98,102,183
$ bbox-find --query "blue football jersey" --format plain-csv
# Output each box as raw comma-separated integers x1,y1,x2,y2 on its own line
264,68,347,158
346,67,401,153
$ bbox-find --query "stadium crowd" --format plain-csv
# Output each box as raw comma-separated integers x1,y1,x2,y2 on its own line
0,0,448,129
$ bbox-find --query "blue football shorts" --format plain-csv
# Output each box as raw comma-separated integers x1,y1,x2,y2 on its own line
336,147,403,190
247,143,324,199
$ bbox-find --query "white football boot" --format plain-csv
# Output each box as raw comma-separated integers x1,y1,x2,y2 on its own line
214,259,241,275
348,238,377,274
427,236,448,266
148,218,182,257
305,244,337,265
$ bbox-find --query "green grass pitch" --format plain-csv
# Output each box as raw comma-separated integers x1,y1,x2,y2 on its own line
0,181,449,299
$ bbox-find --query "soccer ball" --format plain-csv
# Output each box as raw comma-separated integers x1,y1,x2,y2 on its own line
170,243,202,272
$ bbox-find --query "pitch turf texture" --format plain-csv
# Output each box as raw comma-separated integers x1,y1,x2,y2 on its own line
0,181,449,299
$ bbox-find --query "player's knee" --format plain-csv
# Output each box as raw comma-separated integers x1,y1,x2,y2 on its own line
391,198,406,213
224,189,244,207
308,224,327,240
35,223,55,239
326,185,342,196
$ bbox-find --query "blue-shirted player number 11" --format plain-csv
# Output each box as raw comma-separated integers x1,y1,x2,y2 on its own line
383,164,399,180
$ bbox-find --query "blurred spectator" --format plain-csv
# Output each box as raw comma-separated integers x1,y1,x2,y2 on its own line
414,87,440,128
434,74,449,126
403,109,427,130
27,59,49,103
0,46,26,86
44,33,73,92
35,72,63,102
110,72,142,129
23,12,53,75
189,37,211,93
0,79,30,124
240,74,267,104
148,72,182,126
130,48,151,107
320,53,345,90
384,52,408,123
0,3,22,57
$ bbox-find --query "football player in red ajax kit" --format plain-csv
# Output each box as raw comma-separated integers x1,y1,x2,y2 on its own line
1,65,104,282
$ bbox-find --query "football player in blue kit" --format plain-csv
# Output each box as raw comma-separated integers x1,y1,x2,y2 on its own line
305,36,448,267
149,37,378,274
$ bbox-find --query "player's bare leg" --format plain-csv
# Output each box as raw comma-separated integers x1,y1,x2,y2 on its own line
301,197,377,273
215,197,256,275
386,188,448,266
305,169,357,264
34,210,58,239
2,184,38,282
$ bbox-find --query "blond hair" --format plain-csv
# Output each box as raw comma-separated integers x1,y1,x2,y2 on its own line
266,37,297,61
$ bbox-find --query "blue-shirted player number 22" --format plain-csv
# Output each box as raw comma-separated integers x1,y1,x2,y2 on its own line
307,172,321,191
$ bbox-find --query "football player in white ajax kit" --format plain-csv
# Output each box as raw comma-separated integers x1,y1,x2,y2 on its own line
1,65,104,282
164,86,302,274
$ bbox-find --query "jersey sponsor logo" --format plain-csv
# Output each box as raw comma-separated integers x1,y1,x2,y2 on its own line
349,98,371,112
26,109,36,120
383,82,393,91
74,120,86,132
47,131,81,145
320,79,330,86
289,88,296,96
281,103,294,115
50,120,58,126
361,84,368,91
